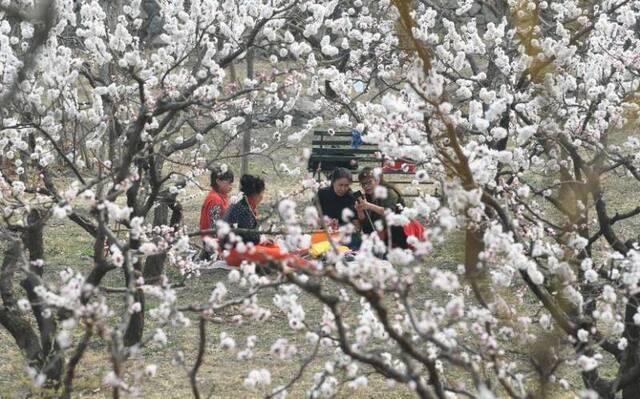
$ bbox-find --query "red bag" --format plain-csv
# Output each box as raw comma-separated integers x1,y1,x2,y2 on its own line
383,159,417,173
403,220,425,241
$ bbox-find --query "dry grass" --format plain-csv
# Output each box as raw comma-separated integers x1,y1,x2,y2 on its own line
0,230,414,397
4,128,640,398
0,150,431,398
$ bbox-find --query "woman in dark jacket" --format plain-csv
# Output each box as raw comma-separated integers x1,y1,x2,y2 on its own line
223,174,265,245
223,175,307,268
315,167,362,249
316,167,357,228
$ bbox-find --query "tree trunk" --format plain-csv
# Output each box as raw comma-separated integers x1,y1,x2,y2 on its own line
123,239,144,347
20,209,63,385
622,295,640,398
128,183,184,343
99,0,117,165
123,287,145,347
143,203,169,284
126,197,184,344
464,227,492,307
229,62,238,85
143,193,184,284
0,238,43,369
0,308,44,366
240,48,254,176
0,237,20,307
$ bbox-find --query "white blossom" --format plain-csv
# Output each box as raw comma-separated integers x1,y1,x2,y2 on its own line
219,332,236,351
244,369,271,390
144,364,157,378
577,355,598,372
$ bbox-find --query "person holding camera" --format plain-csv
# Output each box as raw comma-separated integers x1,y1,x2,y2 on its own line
355,167,408,249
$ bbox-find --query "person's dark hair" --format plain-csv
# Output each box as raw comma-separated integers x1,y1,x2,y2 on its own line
210,166,234,190
330,167,352,183
240,174,265,196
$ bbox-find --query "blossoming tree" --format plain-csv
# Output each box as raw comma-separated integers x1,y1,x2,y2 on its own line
4,0,640,398
0,0,403,396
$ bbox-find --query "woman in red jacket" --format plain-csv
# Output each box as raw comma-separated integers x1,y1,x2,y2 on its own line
199,167,234,257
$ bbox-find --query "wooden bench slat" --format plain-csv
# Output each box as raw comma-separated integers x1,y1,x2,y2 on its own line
313,130,353,137
309,155,380,163
383,182,429,185
311,148,380,155
379,170,420,175
311,139,376,146
352,170,425,179
309,131,434,191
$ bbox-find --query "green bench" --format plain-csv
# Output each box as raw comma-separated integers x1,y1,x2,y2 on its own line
307,129,380,176
307,129,434,198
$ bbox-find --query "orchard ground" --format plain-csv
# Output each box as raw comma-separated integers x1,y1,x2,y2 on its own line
1,131,639,398
0,151,439,398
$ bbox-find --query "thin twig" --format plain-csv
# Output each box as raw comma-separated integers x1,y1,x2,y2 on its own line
190,317,207,399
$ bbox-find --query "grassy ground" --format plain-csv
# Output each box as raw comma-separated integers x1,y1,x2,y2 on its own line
0,142,445,398
4,127,639,398
0,177,444,398
0,157,578,399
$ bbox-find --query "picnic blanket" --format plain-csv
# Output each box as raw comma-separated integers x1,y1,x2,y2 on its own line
308,231,350,258
224,242,309,268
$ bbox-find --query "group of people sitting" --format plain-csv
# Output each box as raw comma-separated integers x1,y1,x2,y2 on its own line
315,167,411,249
199,165,418,269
